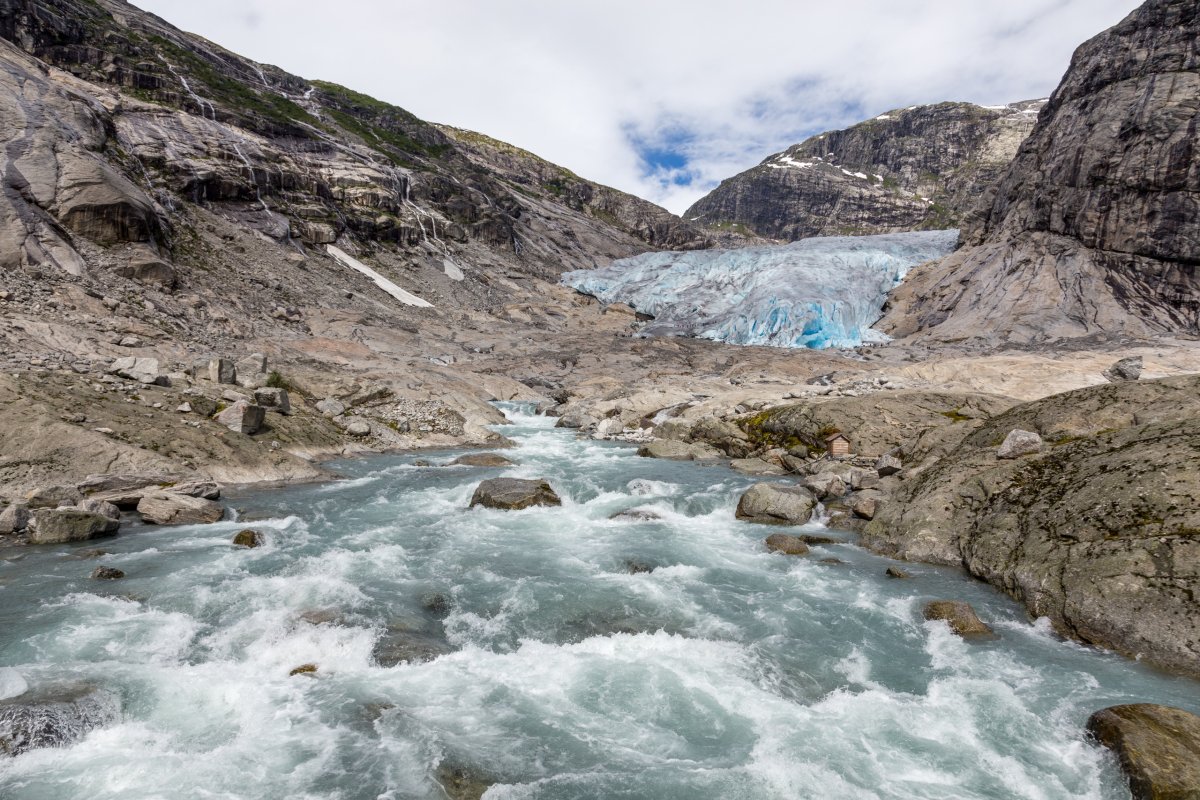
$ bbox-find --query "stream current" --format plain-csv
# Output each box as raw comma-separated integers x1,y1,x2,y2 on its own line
1,404,1196,799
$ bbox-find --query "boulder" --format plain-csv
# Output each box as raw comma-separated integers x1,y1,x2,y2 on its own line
108,356,166,385
922,600,995,638
804,473,847,500
172,481,221,500
208,358,237,385
0,684,121,756
874,454,903,477
735,483,817,525
237,353,267,376
215,401,265,435
137,492,224,525
636,440,721,460
1103,356,1144,383
344,421,371,437
187,395,220,417
0,504,30,534
625,559,656,574
469,478,562,510
79,498,121,521
885,567,911,579
592,417,625,439
609,508,662,521
288,664,318,676
996,429,1042,459
373,625,454,667
764,533,810,555
28,509,119,544
1086,704,1200,800
114,257,175,288
25,485,83,509
729,458,786,476
852,496,878,521
450,453,515,467
316,398,346,417
232,529,263,548
89,566,124,580
253,387,291,414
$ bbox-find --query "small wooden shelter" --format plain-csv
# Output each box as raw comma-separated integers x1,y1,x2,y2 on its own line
825,432,852,457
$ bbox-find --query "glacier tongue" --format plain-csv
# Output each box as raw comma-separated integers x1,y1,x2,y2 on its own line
561,230,958,349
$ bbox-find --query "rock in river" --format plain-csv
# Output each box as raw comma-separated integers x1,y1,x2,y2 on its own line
450,453,515,467
735,483,817,525
137,492,225,525
469,478,562,510
0,684,121,756
1086,704,1200,800
922,600,996,639
28,508,119,544
764,533,810,556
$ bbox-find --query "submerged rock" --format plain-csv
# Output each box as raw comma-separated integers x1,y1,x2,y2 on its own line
469,478,561,510
735,483,817,525
1086,704,1200,800
609,507,663,522
373,623,454,667
89,566,124,580
450,453,515,467
288,664,318,676
764,533,810,556
885,567,911,579
137,492,224,525
922,600,995,639
0,684,121,757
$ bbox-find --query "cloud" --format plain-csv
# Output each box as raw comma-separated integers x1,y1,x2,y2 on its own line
132,0,1141,213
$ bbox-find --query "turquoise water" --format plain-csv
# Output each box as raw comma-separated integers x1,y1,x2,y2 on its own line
0,404,1195,799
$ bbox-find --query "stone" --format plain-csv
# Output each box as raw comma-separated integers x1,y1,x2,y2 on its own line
996,429,1042,459
237,353,267,376
1086,704,1200,800
288,664,317,676
735,483,817,525
136,492,224,525
1104,356,1144,383
316,398,346,417
176,402,192,413
874,454,902,476
0,684,122,756
253,387,291,414
0,504,30,534
422,593,452,616
852,496,878,521
232,529,263,548
187,395,219,417
450,453,515,467
469,478,562,510
764,533,810,555
372,625,453,667
236,372,269,389
609,508,662,522
803,473,847,500
729,458,786,476
215,400,265,435
625,559,655,574
28,509,119,544
25,485,83,509
170,481,221,500
78,498,121,521
885,567,911,579
108,356,166,385
592,417,625,439
89,566,124,580
922,600,995,638
636,440,721,460
344,421,371,437
208,358,237,384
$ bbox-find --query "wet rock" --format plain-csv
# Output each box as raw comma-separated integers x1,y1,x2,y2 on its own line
89,566,124,580
215,400,265,434
208,358,237,384
1104,356,1144,383
996,429,1042,459
625,559,655,574
735,483,817,525
412,459,433,467
874,454,903,477
373,624,454,666
79,498,121,521
885,567,911,579
819,557,846,565
421,593,452,616
25,485,83,509
253,387,291,414
436,763,493,800
609,507,662,521
922,600,995,638
232,529,263,548
28,509,119,544
799,533,843,545
469,478,561,510
1086,704,1200,800
450,453,515,467
0,684,121,756
0,504,30,534
764,533,810,555
288,664,318,676
137,492,224,525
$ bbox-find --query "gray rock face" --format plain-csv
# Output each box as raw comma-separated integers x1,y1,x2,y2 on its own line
883,0,1200,343
735,483,817,525
28,508,119,544
0,684,121,757
469,478,562,510
1105,356,1145,383
215,401,265,435
996,429,1042,459
863,375,1200,677
137,492,224,525
685,100,1044,241
1086,704,1200,800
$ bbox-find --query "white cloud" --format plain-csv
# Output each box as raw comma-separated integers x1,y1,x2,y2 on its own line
132,0,1141,213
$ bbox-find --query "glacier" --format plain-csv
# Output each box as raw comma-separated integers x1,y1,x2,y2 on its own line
561,230,958,349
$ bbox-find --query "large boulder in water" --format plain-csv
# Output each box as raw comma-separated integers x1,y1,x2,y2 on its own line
0,684,121,756
1086,704,1200,800
137,492,224,525
469,478,561,510
735,483,817,525
28,508,119,544
764,533,810,555
922,600,996,639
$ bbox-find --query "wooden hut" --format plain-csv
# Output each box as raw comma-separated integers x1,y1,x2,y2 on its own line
825,432,851,458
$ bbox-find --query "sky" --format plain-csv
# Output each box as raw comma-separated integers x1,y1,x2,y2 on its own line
132,1,1141,215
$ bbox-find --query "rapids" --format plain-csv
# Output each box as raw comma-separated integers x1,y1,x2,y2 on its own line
0,405,1195,799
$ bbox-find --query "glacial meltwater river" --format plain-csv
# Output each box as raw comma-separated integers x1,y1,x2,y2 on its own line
1,405,1197,799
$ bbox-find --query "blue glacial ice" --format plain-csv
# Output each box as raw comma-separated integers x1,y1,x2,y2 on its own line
561,230,958,349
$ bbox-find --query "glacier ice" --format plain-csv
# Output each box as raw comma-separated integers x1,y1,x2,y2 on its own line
561,230,958,349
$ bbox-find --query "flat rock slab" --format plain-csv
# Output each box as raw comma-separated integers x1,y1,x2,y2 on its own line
469,478,561,510
1087,704,1200,800
735,483,816,525
450,453,515,467
137,492,225,525
922,600,996,639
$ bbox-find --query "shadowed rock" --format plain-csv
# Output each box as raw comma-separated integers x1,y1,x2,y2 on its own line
469,478,561,510
923,600,995,639
232,529,263,548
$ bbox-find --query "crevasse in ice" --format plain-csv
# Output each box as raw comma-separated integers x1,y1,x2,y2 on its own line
561,230,958,348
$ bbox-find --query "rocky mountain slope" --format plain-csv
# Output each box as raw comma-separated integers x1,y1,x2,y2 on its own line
684,100,1045,241
881,0,1200,344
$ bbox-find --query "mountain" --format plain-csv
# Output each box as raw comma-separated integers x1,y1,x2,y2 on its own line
881,0,1200,343
684,100,1045,241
